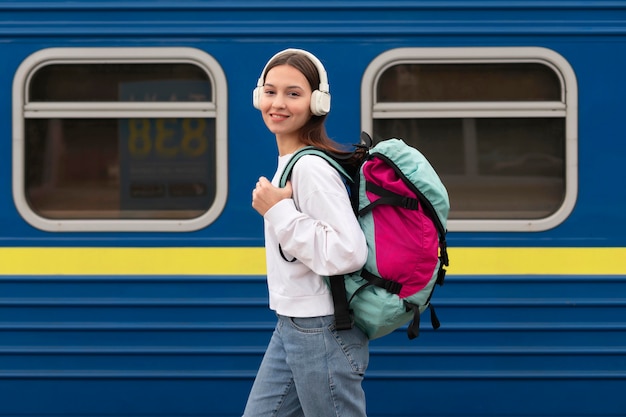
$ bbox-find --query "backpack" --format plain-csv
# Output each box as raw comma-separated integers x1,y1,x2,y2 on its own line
279,132,450,340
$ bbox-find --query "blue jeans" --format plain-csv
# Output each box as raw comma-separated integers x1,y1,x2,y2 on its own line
243,314,369,417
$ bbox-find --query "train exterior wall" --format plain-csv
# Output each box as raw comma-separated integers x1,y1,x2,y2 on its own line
1,1,625,416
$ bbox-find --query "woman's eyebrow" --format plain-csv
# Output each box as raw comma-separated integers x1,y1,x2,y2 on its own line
264,82,305,90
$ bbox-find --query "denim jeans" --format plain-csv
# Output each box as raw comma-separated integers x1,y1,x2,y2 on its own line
243,314,369,417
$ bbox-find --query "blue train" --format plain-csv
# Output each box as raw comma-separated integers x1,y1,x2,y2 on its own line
1,1,625,416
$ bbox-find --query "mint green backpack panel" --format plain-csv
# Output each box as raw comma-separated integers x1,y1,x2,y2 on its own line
342,272,414,340
344,262,441,340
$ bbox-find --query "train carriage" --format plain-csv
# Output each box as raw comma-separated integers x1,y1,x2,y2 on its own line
1,1,625,416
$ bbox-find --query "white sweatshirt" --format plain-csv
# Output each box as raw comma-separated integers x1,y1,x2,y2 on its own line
263,152,368,318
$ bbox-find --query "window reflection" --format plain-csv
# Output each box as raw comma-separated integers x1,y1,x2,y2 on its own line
25,117,216,220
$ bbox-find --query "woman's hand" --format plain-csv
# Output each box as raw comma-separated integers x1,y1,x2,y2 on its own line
252,176,293,216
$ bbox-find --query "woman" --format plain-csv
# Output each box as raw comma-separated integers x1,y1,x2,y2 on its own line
246,48,369,417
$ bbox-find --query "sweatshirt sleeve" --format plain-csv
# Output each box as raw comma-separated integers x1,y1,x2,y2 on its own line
264,155,367,276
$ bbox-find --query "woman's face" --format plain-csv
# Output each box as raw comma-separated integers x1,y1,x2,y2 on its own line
260,64,312,142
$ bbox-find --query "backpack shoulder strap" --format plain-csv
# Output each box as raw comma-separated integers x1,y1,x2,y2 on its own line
278,147,352,188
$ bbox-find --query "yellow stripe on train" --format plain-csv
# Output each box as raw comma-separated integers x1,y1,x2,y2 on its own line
0,247,625,275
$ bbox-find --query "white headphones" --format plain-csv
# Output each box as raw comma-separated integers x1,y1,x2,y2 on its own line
252,48,331,116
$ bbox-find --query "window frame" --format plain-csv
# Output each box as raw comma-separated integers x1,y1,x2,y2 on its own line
12,47,228,232
361,47,578,232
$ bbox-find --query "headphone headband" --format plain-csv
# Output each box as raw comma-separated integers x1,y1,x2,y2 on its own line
255,48,329,92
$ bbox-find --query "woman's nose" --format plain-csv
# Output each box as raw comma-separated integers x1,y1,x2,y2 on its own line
271,93,286,108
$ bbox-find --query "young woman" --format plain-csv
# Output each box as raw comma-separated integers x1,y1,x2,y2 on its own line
245,48,369,417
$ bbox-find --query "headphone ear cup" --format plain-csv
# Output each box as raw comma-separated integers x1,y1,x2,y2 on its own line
252,86,262,110
310,90,331,116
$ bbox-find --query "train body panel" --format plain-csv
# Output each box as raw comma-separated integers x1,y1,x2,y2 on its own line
1,1,625,416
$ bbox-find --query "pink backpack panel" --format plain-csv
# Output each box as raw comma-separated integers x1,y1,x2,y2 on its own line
363,158,439,299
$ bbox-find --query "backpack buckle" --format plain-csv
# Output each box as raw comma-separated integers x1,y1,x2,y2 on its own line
402,196,419,210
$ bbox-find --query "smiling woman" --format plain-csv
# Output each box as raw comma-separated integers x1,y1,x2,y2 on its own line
2,2,626,417
246,48,370,417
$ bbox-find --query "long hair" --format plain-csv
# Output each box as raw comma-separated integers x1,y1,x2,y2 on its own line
263,51,366,167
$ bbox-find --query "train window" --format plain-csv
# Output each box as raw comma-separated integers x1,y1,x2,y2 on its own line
362,48,577,232
13,48,227,232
